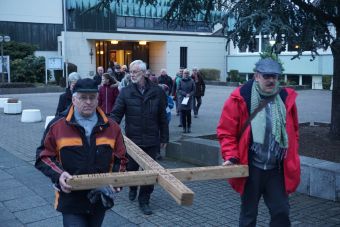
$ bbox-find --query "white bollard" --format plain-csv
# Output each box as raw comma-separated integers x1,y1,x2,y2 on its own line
0,98,9,108
45,115,55,129
21,109,42,123
4,101,22,114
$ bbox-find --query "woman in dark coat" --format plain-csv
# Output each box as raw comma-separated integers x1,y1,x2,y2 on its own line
55,72,81,115
178,69,195,133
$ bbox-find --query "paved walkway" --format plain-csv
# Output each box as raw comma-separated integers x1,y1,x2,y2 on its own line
0,86,339,226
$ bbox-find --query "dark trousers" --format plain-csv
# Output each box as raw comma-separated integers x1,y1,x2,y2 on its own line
180,109,192,128
240,166,290,227
177,99,182,125
128,145,158,204
193,96,202,115
62,211,105,227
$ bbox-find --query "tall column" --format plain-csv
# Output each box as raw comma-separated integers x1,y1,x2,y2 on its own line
299,75,303,85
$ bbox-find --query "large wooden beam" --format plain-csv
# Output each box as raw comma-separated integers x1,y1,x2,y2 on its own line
67,136,249,206
123,136,195,205
123,136,164,170
67,165,248,190
68,170,159,191
157,173,194,206
170,165,248,182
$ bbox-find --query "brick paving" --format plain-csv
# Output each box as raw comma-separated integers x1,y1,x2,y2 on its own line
0,86,339,226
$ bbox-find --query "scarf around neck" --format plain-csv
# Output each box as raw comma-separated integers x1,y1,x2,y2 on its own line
250,81,288,153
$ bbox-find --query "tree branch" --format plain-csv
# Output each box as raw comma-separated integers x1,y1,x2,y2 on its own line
290,0,338,25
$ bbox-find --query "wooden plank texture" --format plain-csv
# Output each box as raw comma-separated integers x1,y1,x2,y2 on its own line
124,136,164,170
68,170,159,190
169,165,248,182
157,173,194,206
67,165,248,190
67,136,249,206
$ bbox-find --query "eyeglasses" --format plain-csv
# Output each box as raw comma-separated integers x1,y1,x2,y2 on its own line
76,94,97,102
130,70,143,74
262,74,279,80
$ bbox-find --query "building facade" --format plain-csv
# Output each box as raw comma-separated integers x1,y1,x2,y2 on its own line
0,0,227,79
0,0,333,88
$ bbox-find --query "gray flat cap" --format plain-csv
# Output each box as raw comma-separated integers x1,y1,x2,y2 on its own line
255,58,282,75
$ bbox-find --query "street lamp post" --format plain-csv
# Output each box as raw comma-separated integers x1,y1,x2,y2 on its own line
0,35,11,83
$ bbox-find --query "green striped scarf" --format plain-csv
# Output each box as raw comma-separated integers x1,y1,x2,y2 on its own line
250,81,288,150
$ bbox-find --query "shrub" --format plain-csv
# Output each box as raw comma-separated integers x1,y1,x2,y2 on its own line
54,63,78,87
4,41,37,61
11,55,50,83
199,68,220,81
0,82,35,88
322,75,332,90
287,80,297,86
228,70,240,82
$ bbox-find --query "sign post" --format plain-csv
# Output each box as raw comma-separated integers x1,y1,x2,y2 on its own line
46,57,63,84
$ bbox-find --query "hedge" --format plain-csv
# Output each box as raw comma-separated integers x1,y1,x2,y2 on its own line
199,68,221,81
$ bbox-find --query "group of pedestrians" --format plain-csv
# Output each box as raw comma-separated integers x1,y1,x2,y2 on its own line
35,58,300,227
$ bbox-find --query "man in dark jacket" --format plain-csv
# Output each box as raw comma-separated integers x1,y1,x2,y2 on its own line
36,78,128,226
157,68,173,96
191,67,205,118
111,60,169,215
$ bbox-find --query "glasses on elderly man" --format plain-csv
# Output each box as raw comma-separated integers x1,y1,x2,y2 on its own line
130,70,143,74
261,74,279,80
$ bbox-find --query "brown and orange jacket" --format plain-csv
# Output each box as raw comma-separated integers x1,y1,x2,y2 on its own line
35,105,128,214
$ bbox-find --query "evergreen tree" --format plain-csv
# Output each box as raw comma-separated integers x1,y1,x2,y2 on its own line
95,0,340,139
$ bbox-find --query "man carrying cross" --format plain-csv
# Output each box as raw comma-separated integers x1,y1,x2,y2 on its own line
111,59,169,215
35,78,128,226
217,58,300,227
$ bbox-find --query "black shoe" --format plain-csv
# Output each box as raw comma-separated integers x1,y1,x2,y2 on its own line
183,127,187,133
129,190,137,201
178,124,182,127
194,115,198,118
187,127,191,133
139,203,153,215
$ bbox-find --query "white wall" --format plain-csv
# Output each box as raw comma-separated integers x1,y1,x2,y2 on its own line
0,0,63,24
226,54,333,76
61,31,227,79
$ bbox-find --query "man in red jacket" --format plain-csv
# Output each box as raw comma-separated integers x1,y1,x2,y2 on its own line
217,58,300,227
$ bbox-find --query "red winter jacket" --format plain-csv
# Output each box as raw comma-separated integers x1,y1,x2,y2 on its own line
216,80,300,195
98,84,119,115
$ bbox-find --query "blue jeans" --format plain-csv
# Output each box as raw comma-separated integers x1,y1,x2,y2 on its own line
62,211,105,227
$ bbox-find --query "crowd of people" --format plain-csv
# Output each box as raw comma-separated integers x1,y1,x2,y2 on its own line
35,58,300,227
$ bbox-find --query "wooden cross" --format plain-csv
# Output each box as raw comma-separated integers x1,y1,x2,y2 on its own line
68,136,248,206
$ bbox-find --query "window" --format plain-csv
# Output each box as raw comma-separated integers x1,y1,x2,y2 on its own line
180,47,187,68
237,37,259,53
